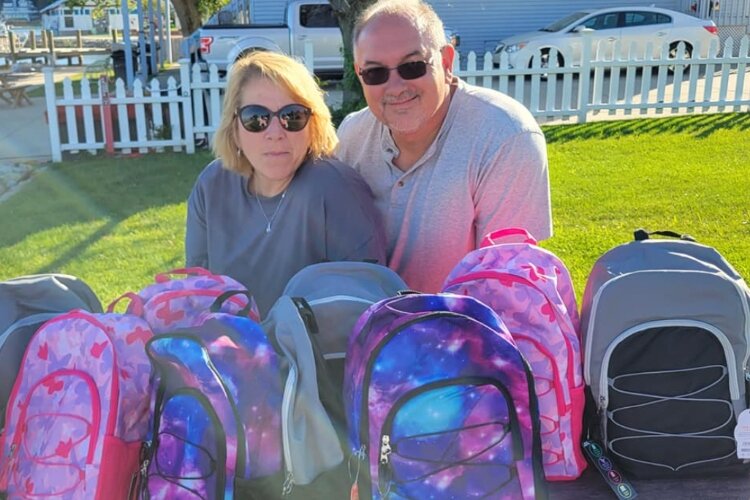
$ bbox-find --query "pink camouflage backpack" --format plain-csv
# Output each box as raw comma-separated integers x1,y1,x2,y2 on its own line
442,228,587,481
0,310,153,499
107,267,259,333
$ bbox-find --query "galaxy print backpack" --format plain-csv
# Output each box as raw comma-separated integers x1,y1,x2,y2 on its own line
442,228,587,481
108,267,259,334
344,293,547,500
0,310,153,499
138,313,283,499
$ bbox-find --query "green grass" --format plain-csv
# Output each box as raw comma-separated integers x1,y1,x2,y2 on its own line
0,113,748,306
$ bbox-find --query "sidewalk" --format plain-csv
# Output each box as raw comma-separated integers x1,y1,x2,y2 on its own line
0,66,81,163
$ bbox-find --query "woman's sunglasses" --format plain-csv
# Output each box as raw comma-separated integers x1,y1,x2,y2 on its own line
358,60,432,86
236,104,312,133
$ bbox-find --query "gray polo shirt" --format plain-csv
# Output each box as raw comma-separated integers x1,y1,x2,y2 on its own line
336,78,552,293
185,157,387,317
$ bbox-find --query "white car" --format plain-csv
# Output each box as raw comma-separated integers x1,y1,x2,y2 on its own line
492,7,718,69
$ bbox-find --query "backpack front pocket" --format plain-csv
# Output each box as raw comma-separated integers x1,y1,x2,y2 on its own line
146,390,226,500
378,377,523,499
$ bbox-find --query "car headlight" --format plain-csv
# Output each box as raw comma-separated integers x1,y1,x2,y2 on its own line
504,42,527,54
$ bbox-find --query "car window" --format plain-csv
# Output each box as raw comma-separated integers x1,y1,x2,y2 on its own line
580,13,620,31
299,5,339,28
542,11,589,32
623,11,672,27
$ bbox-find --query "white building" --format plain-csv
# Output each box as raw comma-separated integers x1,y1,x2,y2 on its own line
40,0,96,33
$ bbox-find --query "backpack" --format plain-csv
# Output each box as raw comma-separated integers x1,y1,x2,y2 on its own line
442,228,587,481
140,313,284,499
108,267,259,333
344,292,547,500
281,261,408,391
259,295,349,497
580,229,750,478
0,273,102,423
0,310,153,499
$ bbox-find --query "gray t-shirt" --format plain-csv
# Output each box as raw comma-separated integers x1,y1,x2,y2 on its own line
336,78,552,293
185,157,387,317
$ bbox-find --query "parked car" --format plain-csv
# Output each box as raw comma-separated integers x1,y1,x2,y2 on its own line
183,0,460,77
492,7,718,70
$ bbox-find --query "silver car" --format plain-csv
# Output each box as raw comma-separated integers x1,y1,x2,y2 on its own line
492,7,719,69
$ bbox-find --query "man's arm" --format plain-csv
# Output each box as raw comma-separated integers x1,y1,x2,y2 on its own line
473,130,553,245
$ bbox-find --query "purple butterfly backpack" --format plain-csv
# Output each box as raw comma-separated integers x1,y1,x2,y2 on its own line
0,310,153,499
138,313,283,499
442,228,587,481
108,267,259,334
344,293,547,500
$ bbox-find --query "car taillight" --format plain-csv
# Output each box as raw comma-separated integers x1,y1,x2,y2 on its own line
200,36,213,54
703,25,718,35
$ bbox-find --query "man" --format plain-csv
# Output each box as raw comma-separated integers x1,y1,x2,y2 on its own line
337,0,552,292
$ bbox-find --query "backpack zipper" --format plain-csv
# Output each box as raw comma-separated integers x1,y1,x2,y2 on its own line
280,362,298,495
308,295,375,307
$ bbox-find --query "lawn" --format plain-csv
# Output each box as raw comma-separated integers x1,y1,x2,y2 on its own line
0,112,748,306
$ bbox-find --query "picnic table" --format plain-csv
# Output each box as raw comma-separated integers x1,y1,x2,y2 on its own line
0,71,33,108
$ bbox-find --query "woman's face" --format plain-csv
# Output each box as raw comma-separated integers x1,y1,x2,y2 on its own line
236,77,312,196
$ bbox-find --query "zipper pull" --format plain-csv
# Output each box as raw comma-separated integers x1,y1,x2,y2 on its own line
378,436,393,498
348,445,366,484
281,469,294,496
379,434,392,465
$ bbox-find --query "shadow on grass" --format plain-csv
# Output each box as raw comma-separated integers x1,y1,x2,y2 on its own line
543,112,750,144
0,151,211,253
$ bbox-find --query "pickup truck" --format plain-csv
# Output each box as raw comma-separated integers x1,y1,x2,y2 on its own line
186,0,459,76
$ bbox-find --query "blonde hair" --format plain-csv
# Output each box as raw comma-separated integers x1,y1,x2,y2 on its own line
353,0,446,54
213,51,338,176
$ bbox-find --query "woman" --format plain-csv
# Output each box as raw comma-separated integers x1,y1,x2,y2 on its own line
185,51,387,317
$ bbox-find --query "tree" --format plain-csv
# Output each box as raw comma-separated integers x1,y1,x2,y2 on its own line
328,0,377,111
131,0,229,35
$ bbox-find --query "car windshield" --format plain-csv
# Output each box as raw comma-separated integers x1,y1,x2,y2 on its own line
541,11,589,32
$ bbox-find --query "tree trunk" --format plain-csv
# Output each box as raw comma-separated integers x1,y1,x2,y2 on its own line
329,0,376,108
170,0,203,36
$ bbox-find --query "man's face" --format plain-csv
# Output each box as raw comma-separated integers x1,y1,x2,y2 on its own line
354,14,454,137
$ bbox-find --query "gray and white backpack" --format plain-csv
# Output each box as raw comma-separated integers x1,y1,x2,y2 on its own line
580,229,750,478
281,261,408,387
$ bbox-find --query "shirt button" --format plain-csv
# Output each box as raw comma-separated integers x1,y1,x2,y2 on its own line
397,180,405,187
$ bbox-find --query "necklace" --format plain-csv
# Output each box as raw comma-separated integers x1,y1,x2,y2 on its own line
255,190,288,233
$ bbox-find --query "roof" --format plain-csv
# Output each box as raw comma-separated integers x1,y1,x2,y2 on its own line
40,0,97,13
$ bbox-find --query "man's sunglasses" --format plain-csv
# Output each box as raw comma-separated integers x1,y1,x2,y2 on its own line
236,103,312,133
358,60,432,86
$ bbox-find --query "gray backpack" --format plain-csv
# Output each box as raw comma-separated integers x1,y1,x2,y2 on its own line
0,274,102,421
580,230,750,478
281,261,408,386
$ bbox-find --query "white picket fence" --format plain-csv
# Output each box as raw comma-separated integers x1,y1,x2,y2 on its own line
44,36,750,161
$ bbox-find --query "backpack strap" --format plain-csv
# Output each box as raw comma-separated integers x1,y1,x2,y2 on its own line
210,290,257,318
481,227,538,247
633,228,696,242
106,292,144,315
